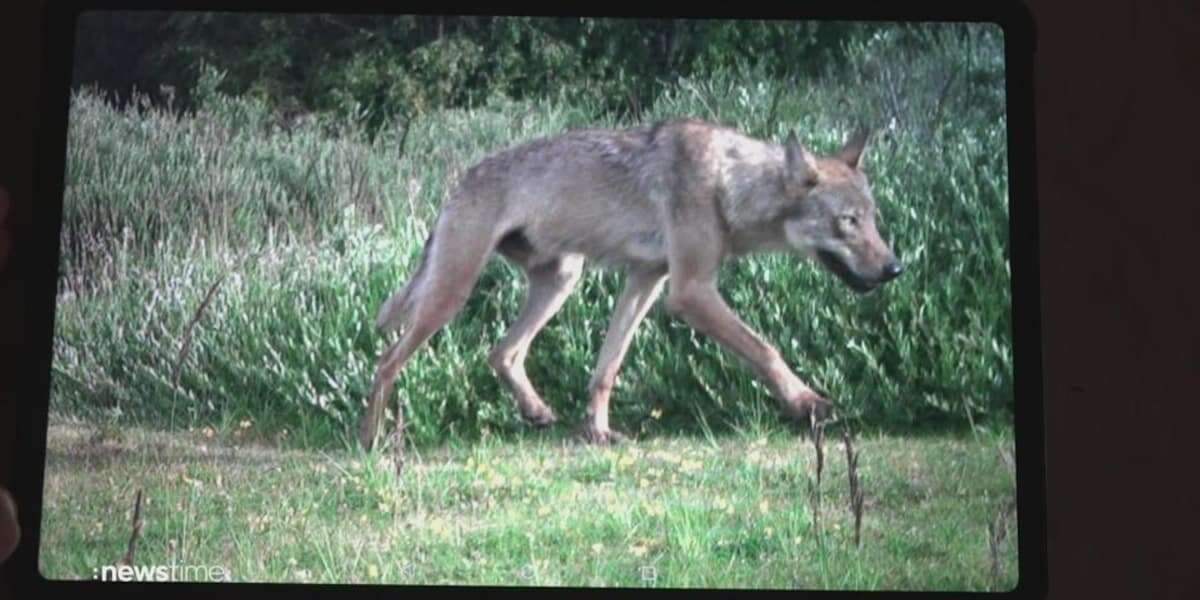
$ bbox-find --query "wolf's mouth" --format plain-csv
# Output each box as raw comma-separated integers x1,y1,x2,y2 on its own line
816,249,877,294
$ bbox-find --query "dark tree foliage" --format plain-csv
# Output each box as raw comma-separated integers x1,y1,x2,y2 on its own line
73,15,869,126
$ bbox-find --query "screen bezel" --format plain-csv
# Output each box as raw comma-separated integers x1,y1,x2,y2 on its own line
13,1,1044,598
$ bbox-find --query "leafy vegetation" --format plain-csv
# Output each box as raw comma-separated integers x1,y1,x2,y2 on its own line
54,18,1010,448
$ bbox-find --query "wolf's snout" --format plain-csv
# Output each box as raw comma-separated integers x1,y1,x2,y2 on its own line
881,261,904,282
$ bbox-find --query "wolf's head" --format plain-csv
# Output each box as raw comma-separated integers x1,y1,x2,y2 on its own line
779,129,903,294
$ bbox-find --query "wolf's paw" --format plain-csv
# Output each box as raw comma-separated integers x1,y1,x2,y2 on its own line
520,404,559,428
784,391,835,425
576,424,629,446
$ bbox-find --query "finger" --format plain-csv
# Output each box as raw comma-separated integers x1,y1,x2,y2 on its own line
0,487,20,563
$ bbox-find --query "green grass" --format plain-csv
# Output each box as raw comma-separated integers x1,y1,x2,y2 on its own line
38,419,1017,590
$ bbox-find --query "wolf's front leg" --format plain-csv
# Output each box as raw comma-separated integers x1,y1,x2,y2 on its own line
657,171,834,422
664,282,834,423
580,267,667,445
660,195,833,423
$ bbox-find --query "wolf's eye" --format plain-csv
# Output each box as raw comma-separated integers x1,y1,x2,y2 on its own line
839,215,859,227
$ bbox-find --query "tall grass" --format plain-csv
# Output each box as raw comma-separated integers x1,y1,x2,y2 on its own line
53,61,1012,450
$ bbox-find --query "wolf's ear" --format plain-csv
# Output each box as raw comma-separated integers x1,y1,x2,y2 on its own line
836,127,872,170
785,132,819,190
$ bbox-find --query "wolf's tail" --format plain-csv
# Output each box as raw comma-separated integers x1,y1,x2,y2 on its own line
375,231,436,334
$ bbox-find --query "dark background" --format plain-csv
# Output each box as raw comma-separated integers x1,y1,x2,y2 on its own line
1,1,1197,599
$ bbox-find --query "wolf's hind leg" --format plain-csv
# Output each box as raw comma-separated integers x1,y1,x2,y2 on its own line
579,266,667,445
488,254,584,426
360,220,496,470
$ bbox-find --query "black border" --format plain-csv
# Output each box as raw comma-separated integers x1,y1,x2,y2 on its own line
12,2,1044,598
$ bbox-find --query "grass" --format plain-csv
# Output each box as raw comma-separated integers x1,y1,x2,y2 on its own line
38,419,1017,590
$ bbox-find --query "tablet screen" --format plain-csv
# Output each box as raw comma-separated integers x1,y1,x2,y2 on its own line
39,11,1025,592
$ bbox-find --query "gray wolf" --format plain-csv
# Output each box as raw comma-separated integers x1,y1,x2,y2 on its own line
359,118,903,463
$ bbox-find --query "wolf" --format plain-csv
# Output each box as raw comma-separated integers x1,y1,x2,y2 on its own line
359,118,904,462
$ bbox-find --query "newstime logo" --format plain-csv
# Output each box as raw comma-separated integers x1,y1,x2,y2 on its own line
93,563,232,582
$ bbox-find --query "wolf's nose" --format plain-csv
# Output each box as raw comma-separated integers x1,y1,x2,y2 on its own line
881,261,905,281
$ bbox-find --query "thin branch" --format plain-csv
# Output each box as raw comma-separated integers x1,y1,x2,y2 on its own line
118,489,144,566
172,273,227,389
842,426,865,548
809,415,826,544
319,15,377,41
811,414,826,488
988,506,1011,589
929,69,959,139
